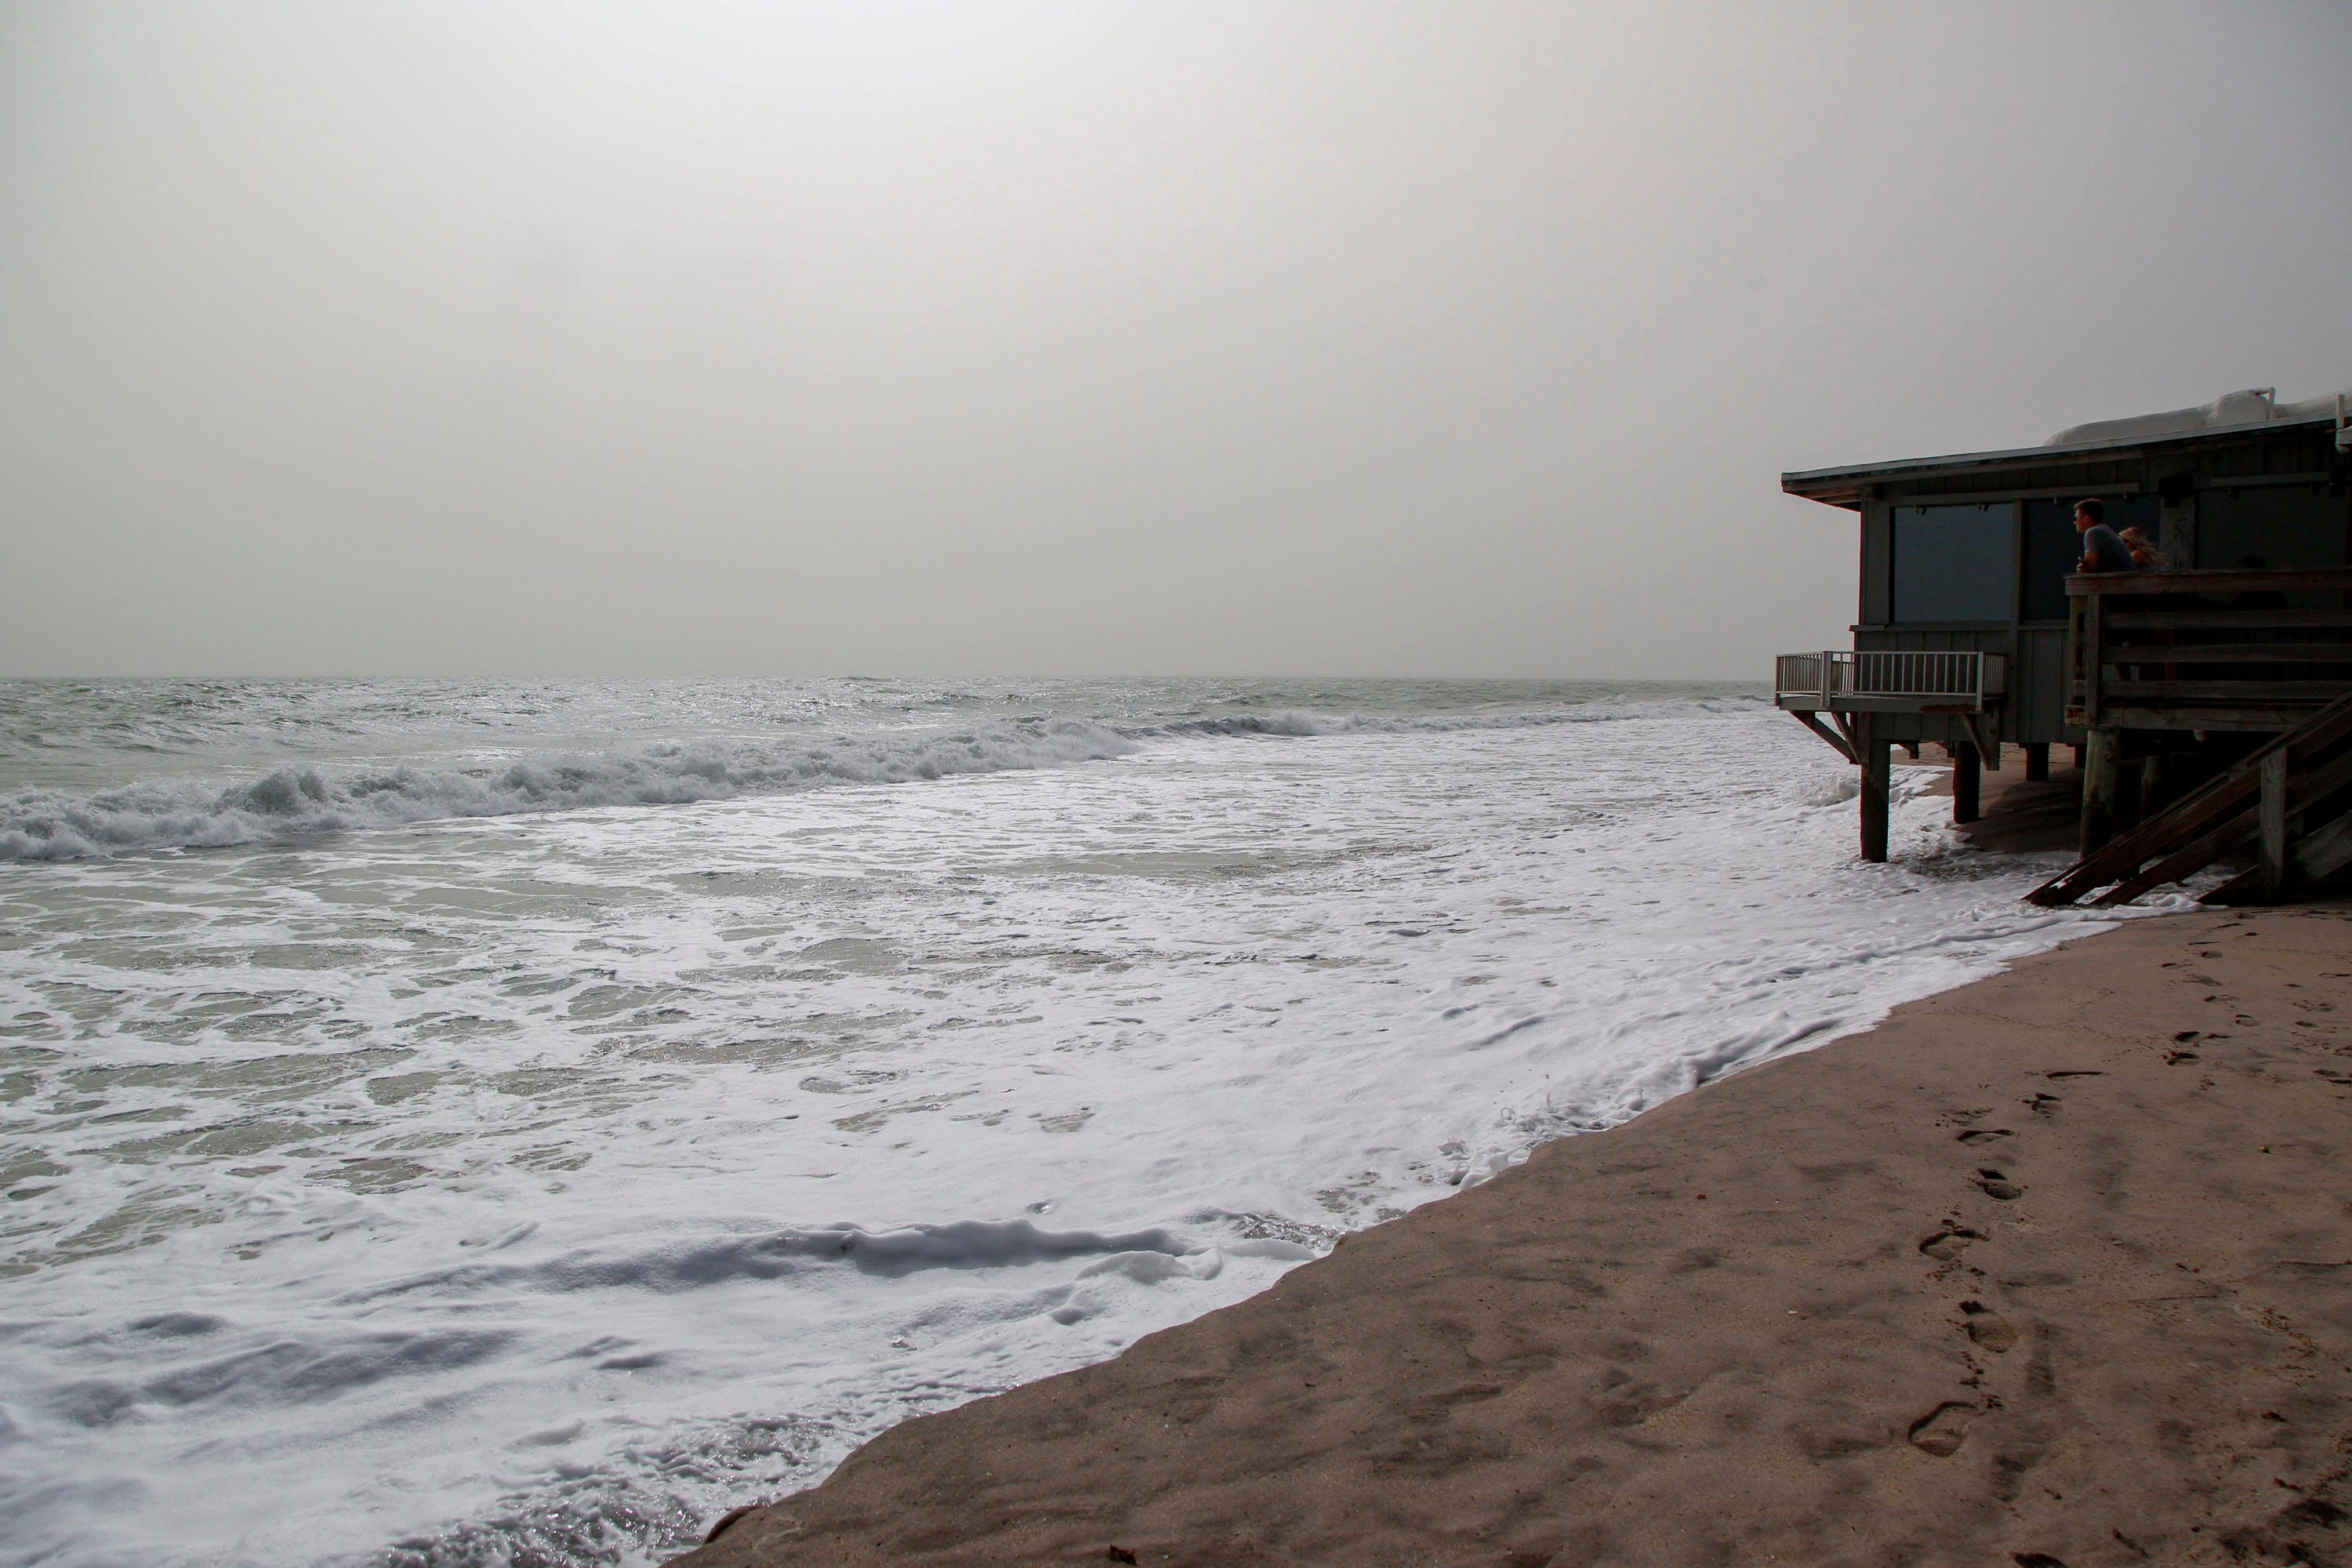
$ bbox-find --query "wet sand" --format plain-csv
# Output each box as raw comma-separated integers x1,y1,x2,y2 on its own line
1912,739,2085,858
675,806,2352,1566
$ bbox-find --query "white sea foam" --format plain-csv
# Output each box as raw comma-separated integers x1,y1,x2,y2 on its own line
0,682,2180,1568
0,688,1763,862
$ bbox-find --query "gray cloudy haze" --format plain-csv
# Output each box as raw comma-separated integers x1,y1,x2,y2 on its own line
4,1,2349,679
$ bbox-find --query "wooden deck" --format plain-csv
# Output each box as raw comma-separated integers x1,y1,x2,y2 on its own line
2067,565,2352,734
2045,567,2352,898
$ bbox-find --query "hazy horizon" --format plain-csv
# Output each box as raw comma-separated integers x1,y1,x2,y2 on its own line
5,1,2350,680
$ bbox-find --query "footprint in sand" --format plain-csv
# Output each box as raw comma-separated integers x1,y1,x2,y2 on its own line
1919,1226,1985,1261
2026,1339,2057,1397
2027,1093,2062,1116
1956,1128,2013,1145
1959,1301,2019,1352
1907,1402,1979,1456
1976,1168,2024,1200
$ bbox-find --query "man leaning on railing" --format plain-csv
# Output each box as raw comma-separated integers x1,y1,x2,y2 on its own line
2071,498,2143,575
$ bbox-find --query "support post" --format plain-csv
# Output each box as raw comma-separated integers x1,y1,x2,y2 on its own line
2083,588,2106,728
1858,713,1891,863
1790,710,1856,763
2069,590,2086,715
2071,743,2086,770
2114,740,2144,833
2024,742,2049,782
1830,710,1860,757
2082,728,2122,855
1959,713,1998,774
2139,754,2172,819
2259,746,2290,901
1954,741,1981,824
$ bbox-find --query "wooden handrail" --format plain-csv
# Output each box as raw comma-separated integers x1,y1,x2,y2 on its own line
2067,566,2352,596
2028,691,2352,906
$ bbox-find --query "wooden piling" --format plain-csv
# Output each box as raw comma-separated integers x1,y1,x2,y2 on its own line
2115,744,2144,833
2024,742,2049,782
1953,742,1981,824
2139,754,2172,819
2082,728,2122,855
1858,714,1891,862
2259,747,2290,900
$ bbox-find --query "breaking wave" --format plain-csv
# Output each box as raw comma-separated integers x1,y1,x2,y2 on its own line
0,695,1771,862
1150,693,1766,739
0,721,1141,862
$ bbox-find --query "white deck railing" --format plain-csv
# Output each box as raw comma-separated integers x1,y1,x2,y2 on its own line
1774,649,2005,711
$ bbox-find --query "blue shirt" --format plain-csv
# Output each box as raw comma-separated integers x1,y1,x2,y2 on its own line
2079,524,2139,573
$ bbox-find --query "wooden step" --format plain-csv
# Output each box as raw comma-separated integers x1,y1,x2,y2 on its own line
2026,692,2352,907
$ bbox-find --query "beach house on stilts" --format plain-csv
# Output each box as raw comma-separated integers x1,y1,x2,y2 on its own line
1774,387,2352,904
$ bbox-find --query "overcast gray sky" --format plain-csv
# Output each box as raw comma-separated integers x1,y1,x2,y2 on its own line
4,2,2348,679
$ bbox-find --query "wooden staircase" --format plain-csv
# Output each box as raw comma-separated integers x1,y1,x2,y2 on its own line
2027,692,2352,907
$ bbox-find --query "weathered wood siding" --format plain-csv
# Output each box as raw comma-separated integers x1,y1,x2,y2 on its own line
1802,418,2348,753
1859,501,1892,626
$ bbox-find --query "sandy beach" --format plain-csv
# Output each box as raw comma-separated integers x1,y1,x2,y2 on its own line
677,859,2352,1566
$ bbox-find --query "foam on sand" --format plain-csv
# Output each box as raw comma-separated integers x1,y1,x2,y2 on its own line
667,908,2352,1568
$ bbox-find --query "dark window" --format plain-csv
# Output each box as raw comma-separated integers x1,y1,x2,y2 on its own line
2194,484,2349,570
2022,494,2158,620
1893,503,2014,622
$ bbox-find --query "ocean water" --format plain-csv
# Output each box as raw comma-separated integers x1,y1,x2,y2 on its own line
0,678,2171,1568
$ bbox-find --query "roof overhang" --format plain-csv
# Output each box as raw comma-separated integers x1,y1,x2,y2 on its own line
1780,412,2340,510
